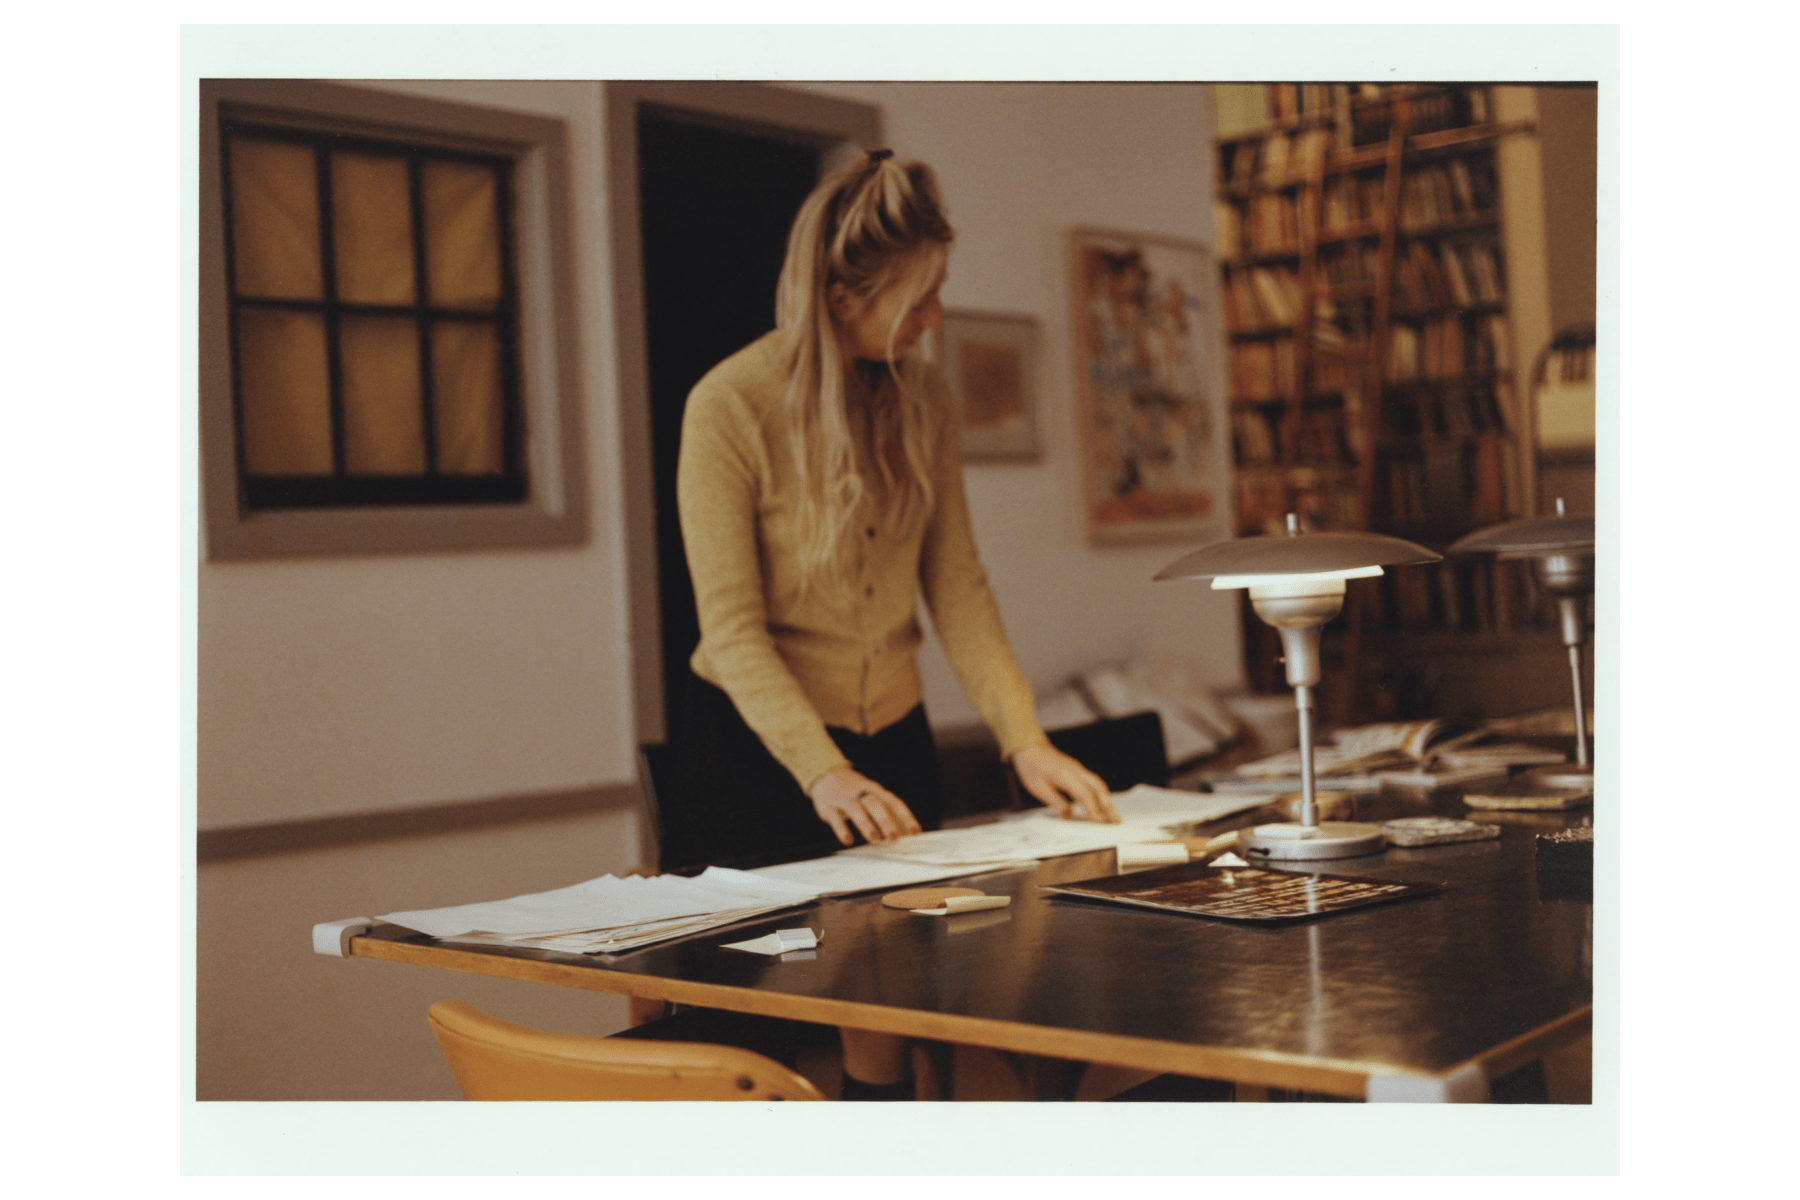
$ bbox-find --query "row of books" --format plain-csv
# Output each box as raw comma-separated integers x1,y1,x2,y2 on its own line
1392,238,1507,311
1321,173,1389,232
1350,85,1494,148
1235,469,1363,537
1376,431,1513,532
1398,157,1499,231
1269,83,1338,121
1231,404,1358,467
1221,264,1304,332
1382,380,1518,441
1229,190,1316,257
1367,551,1547,636
1549,341,1595,383
1229,337,1298,402
1219,124,1333,188
1386,315,1513,382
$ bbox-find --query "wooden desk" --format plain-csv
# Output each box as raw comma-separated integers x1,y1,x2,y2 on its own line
350,786,1593,1101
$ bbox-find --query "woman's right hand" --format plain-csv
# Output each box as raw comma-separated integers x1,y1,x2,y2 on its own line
808,766,923,846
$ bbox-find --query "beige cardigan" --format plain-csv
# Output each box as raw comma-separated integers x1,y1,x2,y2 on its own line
677,331,1047,792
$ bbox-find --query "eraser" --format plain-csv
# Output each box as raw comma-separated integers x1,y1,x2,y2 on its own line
312,917,372,958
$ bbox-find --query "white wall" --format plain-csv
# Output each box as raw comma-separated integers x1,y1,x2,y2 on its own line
793,82,1244,730
197,81,641,830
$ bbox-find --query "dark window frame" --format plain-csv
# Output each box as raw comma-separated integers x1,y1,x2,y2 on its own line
199,80,586,558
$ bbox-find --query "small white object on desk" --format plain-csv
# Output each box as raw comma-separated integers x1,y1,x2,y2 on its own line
721,927,821,955
1117,842,1190,870
312,917,372,958
910,895,1012,916
1211,852,1250,868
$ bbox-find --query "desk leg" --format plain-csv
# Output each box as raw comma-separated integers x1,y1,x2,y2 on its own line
913,1041,955,1101
1001,1052,1089,1102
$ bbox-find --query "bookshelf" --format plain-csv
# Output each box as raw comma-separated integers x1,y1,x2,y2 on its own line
1214,83,1566,722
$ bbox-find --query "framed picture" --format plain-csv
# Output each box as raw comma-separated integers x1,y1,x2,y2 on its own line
936,309,1041,462
1070,227,1227,543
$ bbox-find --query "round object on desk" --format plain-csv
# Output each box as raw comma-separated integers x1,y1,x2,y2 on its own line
882,886,985,911
1273,790,1355,822
1239,820,1386,860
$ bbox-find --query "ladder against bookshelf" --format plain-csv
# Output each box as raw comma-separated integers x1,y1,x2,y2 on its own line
1213,83,1556,721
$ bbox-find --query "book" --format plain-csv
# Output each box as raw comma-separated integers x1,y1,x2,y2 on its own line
1230,718,1568,792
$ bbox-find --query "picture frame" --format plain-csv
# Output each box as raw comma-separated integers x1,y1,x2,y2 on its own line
1070,226,1227,544
935,309,1041,462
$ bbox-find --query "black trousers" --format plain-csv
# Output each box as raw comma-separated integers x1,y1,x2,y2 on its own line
661,672,943,872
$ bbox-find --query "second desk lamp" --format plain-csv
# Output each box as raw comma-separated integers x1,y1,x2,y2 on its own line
1156,514,1440,861
1448,499,1595,791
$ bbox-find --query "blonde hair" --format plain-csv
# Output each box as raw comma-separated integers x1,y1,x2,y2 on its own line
774,152,953,591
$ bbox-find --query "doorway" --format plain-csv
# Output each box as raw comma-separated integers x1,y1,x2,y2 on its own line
636,111,820,739
605,82,881,747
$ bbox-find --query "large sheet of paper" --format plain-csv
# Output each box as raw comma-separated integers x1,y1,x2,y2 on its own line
1105,784,1272,829
837,813,1167,868
378,867,820,943
749,853,1035,896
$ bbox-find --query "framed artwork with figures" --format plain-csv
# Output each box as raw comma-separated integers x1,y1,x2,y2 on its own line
1070,227,1228,544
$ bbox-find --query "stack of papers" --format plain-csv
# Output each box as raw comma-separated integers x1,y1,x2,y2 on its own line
376,868,823,955
365,786,1270,954
1105,783,1271,830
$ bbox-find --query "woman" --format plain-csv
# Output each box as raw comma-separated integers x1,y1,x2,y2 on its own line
669,150,1117,1098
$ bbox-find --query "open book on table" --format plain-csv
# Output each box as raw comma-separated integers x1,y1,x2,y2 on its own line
1221,717,1567,791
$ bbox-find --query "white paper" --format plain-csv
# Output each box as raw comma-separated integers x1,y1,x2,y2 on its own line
1116,841,1190,869
1103,784,1270,830
378,867,819,941
749,853,1034,896
839,815,1168,867
722,927,820,955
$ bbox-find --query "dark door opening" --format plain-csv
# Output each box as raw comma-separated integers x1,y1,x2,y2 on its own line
636,110,821,737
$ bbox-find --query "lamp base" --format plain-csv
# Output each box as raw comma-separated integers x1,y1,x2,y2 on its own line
1237,821,1386,861
1524,763,1593,792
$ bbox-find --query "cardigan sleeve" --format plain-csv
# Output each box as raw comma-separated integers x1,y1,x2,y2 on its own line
916,374,1050,761
677,381,853,794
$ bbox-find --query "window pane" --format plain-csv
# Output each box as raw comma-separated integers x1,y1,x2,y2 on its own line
332,152,416,306
423,160,502,309
340,316,425,475
229,139,323,300
238,308,332,474
432,320,504,475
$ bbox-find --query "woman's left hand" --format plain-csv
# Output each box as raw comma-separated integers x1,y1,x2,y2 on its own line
1011,742,1118,823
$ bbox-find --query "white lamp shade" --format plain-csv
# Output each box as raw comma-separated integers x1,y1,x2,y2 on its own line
1155,529,1441,583
1448,515,1594,559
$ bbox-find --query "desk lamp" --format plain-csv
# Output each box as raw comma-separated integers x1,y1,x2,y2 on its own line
1156,514,1441,860
1449,499,1595,790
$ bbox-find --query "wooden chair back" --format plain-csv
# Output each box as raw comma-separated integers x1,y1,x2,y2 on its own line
427,1000,826,1101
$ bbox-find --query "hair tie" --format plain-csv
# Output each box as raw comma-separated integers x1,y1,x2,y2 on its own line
867,148,893,165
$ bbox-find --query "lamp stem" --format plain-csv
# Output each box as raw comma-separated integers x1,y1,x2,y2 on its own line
1565,642,1590,770
1556,593,1590,769
1295,683,1318,827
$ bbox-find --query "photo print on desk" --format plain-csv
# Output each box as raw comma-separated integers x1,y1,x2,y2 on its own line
1070,227,1227,544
